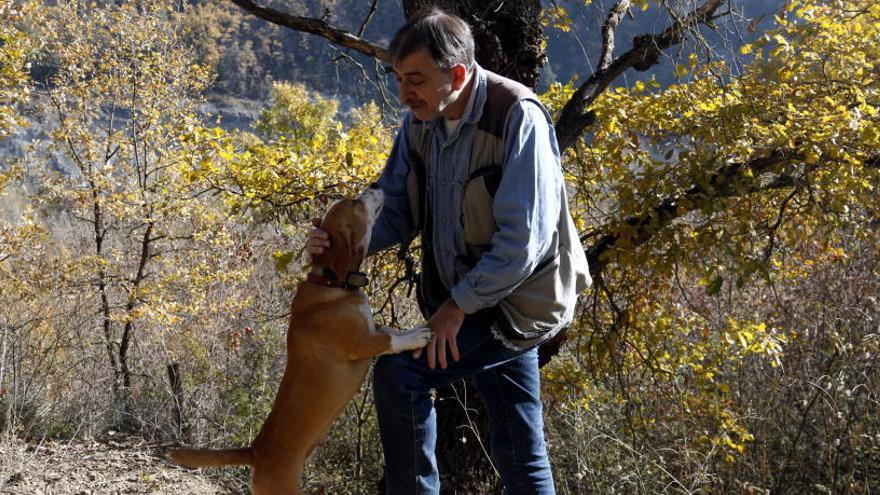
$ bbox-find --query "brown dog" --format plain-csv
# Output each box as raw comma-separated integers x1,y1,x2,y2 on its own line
169,186,432,494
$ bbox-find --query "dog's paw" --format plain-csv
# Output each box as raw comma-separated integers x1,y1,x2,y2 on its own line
391,327,433,353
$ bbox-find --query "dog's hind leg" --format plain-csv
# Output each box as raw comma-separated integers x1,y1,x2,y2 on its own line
251,459,304,495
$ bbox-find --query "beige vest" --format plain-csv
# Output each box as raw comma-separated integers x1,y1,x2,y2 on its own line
405,70,591,349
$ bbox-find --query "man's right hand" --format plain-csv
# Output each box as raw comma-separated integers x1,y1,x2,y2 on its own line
306,217,330,262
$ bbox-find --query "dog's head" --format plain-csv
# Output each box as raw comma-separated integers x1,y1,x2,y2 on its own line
312,185,384,280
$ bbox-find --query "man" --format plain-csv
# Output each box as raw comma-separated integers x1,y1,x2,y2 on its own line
307,9,590,494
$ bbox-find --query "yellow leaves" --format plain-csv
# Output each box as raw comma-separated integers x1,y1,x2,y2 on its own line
860,122,880,146
272,250,296,274
673,64,689,79
540,5,573,33
539,79,577,117
179,85,393,222
771,33,789,48
217,148,235,161
541,0,880,476
0,0,40,139
695,98,719,113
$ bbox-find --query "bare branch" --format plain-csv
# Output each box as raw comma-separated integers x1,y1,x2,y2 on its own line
763,186,801,262
228,0,390,63
555,0,726,150
357,0,379,38
599,1,632,71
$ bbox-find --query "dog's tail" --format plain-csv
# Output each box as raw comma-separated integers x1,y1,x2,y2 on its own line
169,447,253,468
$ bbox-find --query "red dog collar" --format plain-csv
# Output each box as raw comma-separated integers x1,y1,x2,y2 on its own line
307,269,369,290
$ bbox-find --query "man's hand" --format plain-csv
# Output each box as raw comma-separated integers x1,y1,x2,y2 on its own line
413,298,465,369
305,217,330,263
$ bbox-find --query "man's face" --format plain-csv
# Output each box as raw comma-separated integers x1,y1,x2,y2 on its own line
392,49,459,121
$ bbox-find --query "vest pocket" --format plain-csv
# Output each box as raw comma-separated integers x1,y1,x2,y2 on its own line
461,166,501,260
499,251,565,338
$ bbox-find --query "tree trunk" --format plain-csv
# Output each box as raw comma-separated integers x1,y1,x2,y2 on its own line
167,362,190,442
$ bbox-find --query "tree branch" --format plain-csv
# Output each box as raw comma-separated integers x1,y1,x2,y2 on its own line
599,1,632,72
357,0,379,38
584,148,803,275
228,0,390,63
555,0,725,150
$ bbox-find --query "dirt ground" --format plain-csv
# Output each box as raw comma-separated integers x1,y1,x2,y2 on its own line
0,434,240,494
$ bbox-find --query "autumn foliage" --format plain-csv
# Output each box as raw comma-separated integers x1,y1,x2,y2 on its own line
1,0,878,493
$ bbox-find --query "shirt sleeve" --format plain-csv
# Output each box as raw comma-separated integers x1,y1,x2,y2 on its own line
449,101,562,314
367,117,417,256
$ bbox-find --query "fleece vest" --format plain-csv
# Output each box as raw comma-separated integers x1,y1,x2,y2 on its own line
405,69,591,349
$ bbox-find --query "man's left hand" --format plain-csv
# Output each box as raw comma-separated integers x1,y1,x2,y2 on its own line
413,298,465,369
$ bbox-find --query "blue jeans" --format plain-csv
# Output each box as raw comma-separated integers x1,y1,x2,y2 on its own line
373,313,555,494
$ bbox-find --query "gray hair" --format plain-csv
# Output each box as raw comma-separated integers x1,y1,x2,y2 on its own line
389,8,475,71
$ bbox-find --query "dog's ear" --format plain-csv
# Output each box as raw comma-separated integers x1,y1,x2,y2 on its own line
325,228,352,281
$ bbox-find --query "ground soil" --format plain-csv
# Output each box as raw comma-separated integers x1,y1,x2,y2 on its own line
0,434,242,494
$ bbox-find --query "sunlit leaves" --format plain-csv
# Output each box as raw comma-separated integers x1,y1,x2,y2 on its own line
181,82,392,224
0,0,36,142
540,5,574,33
549,0,880,466
25,0,254,384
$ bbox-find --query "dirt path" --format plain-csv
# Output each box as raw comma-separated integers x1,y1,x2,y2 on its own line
0,434,239,494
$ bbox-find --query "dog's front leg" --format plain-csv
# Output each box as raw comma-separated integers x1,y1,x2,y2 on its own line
376,325,433,355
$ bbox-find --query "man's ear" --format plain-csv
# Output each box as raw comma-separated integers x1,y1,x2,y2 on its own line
312,217,322,228
451,64,468,90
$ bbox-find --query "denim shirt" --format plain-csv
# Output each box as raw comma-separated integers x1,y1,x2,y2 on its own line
368,66,563,315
